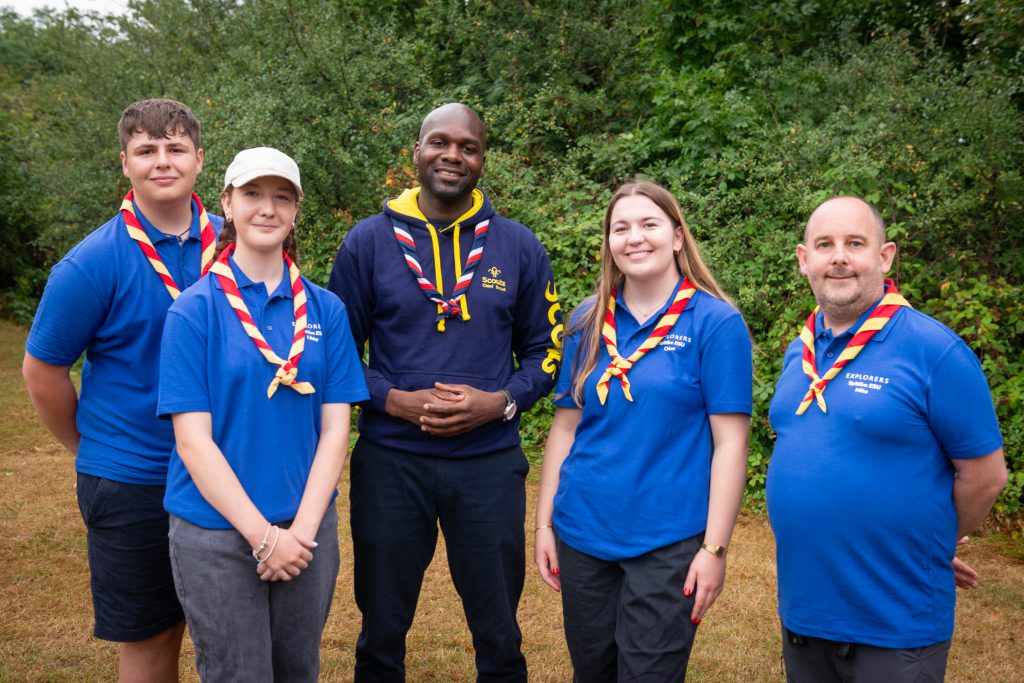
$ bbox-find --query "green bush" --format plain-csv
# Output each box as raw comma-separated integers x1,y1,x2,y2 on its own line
2,1,1021,516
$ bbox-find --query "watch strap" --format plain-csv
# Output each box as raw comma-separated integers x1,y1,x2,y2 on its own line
700,543,726,558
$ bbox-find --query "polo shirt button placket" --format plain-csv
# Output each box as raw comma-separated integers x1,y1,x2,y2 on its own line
261,300,274,334
177,239,187,288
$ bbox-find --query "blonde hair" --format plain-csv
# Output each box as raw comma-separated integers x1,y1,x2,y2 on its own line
569,180,734,404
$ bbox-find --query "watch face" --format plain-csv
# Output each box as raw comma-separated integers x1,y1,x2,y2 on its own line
504,401,517,421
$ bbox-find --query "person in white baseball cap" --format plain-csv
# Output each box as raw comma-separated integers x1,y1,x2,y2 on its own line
158,146,368,680
223,146,304,199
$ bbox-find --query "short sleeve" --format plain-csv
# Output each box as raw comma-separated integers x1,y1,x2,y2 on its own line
926,340,1003,459
699,312,753,415
321,293,371,405
157,307,212,418
25,260,106,365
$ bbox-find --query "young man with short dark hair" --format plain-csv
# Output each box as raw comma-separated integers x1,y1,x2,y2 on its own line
23,98,221,683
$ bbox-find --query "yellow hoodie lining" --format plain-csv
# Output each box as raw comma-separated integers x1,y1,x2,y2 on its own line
387,187,485,330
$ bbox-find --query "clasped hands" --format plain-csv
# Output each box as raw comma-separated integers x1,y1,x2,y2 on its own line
255,524,318,583
386,382,505,437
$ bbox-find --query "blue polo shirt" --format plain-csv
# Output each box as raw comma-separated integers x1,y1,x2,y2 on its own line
767,302,1003,648
158,256,369,529
552,285,752,561
25,199,222,485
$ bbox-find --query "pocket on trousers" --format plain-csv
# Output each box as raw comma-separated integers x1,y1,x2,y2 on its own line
77,474,112,527
348,439,368,484
512,448,530,480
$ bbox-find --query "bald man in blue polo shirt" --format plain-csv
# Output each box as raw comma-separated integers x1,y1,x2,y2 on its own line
767,196,1007,682
22,99,221,683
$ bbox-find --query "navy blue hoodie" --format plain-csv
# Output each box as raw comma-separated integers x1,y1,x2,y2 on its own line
328,187,562,457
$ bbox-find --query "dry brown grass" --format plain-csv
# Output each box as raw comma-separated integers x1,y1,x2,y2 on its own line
1,319,1022,682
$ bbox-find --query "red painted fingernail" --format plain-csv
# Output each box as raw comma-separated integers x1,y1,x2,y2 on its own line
683,588,692,597
552,567,559,576
692,618,701,625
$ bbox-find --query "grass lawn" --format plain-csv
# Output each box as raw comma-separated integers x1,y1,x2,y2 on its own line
1,320,1021,681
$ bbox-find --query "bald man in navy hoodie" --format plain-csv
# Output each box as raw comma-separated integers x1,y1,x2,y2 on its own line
329,103,562,682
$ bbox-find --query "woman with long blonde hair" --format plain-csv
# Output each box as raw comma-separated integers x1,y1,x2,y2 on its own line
534,180,752,681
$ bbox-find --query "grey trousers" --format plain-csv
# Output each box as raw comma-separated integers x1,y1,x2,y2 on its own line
169,506,340,683
557,534,702,683
782,625,951,683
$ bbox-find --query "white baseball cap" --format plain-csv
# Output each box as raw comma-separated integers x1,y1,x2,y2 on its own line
223,147,303,198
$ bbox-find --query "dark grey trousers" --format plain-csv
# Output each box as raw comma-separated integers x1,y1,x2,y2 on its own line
782,625,951,683
168,506,340,683
557,534,702,683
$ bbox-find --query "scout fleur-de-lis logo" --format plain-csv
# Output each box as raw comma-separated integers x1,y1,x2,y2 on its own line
481,265,507,292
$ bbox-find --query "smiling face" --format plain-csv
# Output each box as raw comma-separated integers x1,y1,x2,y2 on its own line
797,197,896,330
120,129,203,208
413,104,485,218
221,175,299,256
607,193,683,287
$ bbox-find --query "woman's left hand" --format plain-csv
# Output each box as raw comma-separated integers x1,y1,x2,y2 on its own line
683,548,726,624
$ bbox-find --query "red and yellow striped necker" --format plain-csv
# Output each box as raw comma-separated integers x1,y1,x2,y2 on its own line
211,245,315,399
121,190,215,299
796,278,909,415
596,277,696,405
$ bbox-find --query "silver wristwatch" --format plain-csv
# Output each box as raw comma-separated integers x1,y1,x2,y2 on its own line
499,389,517,422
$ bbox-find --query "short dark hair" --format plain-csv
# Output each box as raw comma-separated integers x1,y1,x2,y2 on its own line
118,99,201,151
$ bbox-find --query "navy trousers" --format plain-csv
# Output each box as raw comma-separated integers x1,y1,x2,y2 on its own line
349,438,529,683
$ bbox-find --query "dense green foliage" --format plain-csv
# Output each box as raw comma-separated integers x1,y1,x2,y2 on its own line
2,0,1021,515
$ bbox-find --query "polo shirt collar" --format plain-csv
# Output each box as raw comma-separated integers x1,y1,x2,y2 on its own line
132,196,200,244
211,254,294,300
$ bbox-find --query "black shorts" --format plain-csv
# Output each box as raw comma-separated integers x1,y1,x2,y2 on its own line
76,473,184,642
